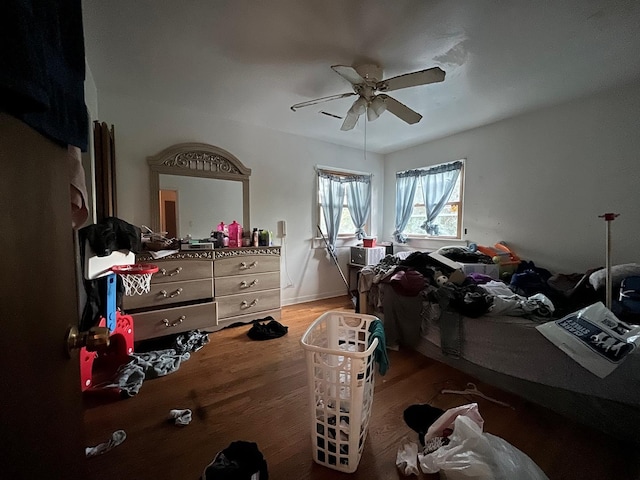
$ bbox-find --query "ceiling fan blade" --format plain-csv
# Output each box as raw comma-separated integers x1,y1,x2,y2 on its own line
377,67,445,93
378,94,422,124
290,92,356,111
331,65,366,85
340,110,361,131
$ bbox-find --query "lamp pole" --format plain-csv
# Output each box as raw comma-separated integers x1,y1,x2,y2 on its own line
598,212,619,310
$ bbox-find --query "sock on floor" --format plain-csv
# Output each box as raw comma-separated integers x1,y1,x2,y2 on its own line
85,430,127,458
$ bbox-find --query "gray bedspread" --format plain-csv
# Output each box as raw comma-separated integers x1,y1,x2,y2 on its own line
377,284,640,436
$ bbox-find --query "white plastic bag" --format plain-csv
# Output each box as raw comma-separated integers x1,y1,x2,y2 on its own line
396,438,419,476
419,415,549,480
424,403,484,442
537,301,640,377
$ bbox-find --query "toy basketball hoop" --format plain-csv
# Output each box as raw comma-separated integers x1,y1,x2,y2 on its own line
111,263,159,296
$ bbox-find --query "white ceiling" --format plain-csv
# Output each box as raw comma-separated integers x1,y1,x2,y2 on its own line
82,0,640,154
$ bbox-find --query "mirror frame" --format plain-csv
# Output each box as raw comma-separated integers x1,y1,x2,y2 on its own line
147,142,251,235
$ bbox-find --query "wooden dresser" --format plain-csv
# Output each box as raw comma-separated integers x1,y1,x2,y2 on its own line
123,246,281,341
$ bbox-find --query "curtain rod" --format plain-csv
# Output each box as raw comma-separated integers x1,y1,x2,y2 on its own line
315,164,373,177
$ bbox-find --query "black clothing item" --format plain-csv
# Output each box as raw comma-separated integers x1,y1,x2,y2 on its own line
80,217,143,258
78,217,143,330
247,318,288,341
0,0,88,150
399,251,436,280
202,441,268,480
403,404,445,446
432,282,493,318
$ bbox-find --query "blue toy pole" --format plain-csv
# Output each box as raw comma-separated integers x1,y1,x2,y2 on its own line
105,272,117,332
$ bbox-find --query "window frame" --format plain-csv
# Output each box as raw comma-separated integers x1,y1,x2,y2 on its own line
316,166,372,238
403,160,465,240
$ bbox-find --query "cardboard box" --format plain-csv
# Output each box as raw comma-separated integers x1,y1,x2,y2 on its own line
427,252,466,285
459,262,500,280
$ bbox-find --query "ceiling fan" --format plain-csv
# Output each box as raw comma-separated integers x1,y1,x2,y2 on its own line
290,64,446,131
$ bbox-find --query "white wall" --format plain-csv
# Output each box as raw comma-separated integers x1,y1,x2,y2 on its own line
97,93,384,305
383,81,640,274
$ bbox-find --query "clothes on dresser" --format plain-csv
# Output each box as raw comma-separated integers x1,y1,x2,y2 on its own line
79,217,143,330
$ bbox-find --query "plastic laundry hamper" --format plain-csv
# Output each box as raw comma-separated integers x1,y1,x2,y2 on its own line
300,310,379,473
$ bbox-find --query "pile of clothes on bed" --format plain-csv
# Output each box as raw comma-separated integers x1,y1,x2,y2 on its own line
359,248,622,322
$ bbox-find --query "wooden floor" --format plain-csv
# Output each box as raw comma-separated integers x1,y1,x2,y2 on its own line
83,297,640,479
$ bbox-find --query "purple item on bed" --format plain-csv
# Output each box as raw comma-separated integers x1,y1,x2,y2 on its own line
469,273,494,284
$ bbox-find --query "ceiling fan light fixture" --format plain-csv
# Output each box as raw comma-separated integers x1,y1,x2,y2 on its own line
348,96,367,116
367,95,387,121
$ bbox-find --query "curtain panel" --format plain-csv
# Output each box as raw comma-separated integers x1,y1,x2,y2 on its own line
318,171,372,249
394,161,462,242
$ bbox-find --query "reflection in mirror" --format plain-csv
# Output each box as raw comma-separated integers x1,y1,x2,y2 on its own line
159,175,244,239
148,143,251,241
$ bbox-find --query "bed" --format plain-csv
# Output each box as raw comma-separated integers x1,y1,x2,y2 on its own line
358,254,640,443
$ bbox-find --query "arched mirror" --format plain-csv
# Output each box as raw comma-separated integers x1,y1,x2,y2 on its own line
148,143,251,240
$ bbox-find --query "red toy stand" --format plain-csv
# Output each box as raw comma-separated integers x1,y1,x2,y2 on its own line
79,261,157,396
80,311,134,393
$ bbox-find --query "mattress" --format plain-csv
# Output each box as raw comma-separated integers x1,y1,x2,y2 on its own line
421,311,640,406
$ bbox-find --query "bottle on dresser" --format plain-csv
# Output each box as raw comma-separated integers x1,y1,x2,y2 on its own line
228,220,242,248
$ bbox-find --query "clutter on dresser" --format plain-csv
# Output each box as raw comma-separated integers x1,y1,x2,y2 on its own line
141,225,180,251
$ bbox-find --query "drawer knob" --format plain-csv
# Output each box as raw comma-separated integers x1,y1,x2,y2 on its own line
240,299,259,309
159,267,182,277
240,279,259,289
239,261,258,270
169,288,183,298
159,288,183,298
162,315,185,327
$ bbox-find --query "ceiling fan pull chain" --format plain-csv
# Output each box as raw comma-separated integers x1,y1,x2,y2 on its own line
363,116,367,162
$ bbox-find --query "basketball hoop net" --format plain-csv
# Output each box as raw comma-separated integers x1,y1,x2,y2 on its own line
111,264,159,296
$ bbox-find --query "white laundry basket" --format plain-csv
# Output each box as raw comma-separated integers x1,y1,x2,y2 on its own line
300,310,379,473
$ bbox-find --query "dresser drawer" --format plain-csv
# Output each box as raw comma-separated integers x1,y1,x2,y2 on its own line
123,278,213,310
132,301,218,341
216,289,281,319
214,271,280,296
214,255,279,277
150,260,212,284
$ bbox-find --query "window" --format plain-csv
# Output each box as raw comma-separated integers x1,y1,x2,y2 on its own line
317,167,371,238
397,160,464,239
319,192,356,236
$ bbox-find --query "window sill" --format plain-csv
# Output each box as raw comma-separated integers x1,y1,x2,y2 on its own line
402,236,468,250
312,236,361,249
